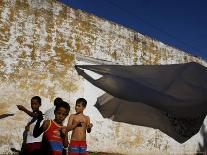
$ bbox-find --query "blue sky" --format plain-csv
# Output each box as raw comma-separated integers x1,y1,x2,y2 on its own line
59,0,207,60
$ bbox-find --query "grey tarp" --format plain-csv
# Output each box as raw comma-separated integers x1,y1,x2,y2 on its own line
75,62,207,143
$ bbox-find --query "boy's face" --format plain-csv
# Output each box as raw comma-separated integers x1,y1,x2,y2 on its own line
31,99,41,111
54,107,68,124
75,102,85,114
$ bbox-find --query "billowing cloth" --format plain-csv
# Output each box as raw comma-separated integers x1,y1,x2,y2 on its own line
95,93,205,143
75,62,207,143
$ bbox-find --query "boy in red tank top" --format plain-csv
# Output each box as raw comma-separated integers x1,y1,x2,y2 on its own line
33,100,70,155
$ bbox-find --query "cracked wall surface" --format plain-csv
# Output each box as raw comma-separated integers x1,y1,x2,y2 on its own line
0,0,206,154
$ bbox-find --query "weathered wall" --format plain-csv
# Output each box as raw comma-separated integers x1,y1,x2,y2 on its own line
0,0,206,154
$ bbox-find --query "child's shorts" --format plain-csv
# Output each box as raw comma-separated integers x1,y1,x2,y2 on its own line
25,142,42,154
69,140,88,155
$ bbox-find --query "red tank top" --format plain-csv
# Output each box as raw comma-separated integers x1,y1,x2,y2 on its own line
43,120,64,155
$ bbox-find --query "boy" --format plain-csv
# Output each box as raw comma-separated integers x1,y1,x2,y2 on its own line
33,100,70,155
16,96,43,155
67,98,93,155
44,97,63,120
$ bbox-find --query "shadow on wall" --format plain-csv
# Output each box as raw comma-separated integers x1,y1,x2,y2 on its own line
10,124,28,155
11,117,38,154
197,124,207,154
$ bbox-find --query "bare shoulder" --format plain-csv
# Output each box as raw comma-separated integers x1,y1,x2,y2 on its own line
44,119,50,124
68,114,76,120
43,120,50,129
84,115,90,120
69,114,76,118
43,120,50,126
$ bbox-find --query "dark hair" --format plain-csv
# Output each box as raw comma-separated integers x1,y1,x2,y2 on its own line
54,97,63,106
55,101,70,114
31,96,41,105
76,98,87,107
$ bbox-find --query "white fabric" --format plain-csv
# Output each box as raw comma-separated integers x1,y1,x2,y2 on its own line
44,106,55,120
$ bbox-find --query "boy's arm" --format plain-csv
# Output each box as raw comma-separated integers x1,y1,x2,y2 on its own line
33,119,49,138
62,130,69,155
86,116,93,133
61,126,69,147
62,135,69,155
16,105,39,117
60,126,69,155
66,115,79,131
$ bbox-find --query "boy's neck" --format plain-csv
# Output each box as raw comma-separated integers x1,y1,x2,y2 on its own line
53,119,63,126
33,109,39,112
76,112,84,115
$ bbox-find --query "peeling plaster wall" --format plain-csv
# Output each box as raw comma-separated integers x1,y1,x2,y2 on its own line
0,0,207,154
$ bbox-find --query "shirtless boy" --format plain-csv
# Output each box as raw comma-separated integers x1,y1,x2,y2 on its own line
67,98,93,155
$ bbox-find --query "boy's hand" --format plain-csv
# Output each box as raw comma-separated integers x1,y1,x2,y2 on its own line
88,123,93,128
87,123,93,133
73,121,81,127
60,126,68,137
16,105,26,111
76,122,83,127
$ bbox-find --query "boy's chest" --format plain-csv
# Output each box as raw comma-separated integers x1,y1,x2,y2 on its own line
73,115,87,123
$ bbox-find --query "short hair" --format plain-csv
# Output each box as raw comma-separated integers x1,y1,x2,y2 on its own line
55,101,70,114
76,98,87,107
54,97,63,106
31,96,41,105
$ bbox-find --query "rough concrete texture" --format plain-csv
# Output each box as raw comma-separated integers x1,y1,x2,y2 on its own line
0,0,206,154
